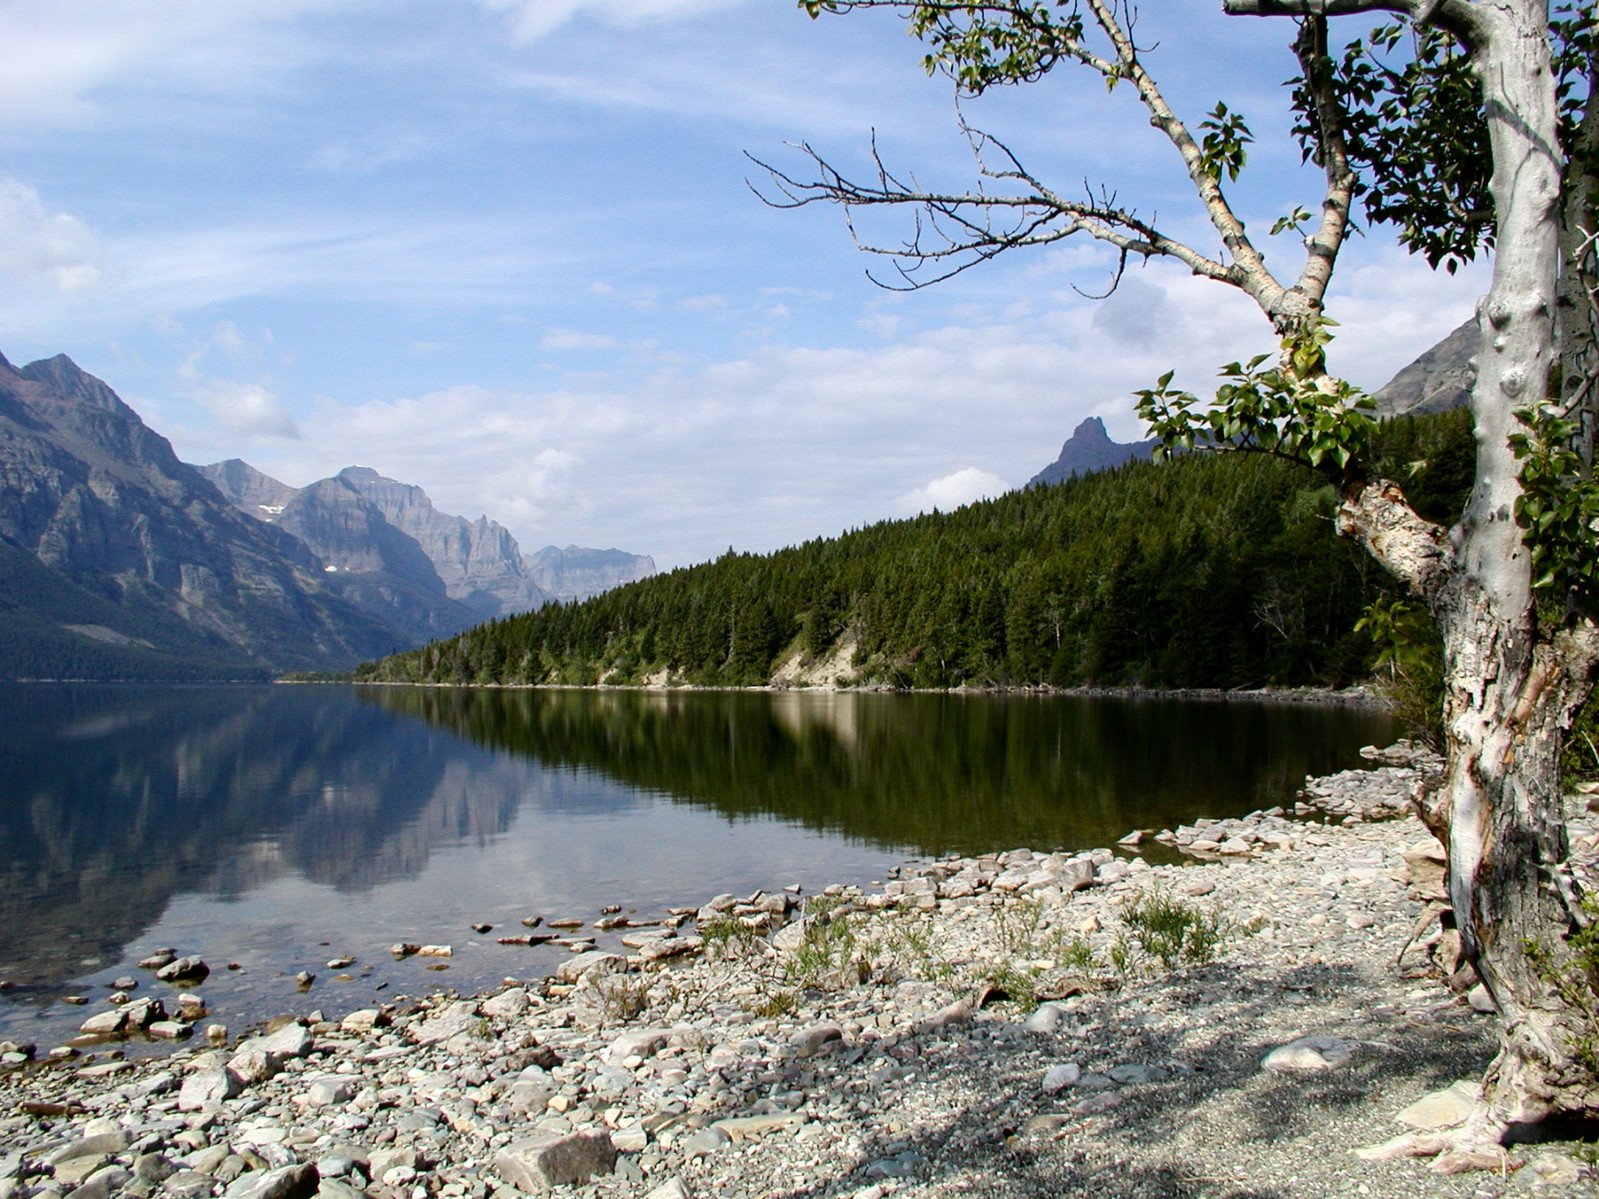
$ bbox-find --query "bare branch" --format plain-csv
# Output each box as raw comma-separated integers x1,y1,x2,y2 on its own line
1221,0,1491,44
746,125,1236,291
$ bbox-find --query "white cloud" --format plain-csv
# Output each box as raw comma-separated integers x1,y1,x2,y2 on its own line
540,329,619,351
181,374,303,441
0,1,354,131
479,0,744,43
0,180,109,294
895,468,1009,516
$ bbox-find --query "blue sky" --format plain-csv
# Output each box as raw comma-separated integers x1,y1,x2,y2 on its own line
0,0,1488,567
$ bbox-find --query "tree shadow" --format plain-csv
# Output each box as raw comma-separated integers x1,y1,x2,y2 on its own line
649,953,1499,1199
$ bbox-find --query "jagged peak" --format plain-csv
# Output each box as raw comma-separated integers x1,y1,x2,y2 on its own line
337,465,387,483
19,354,131,416
1069,416,1111,440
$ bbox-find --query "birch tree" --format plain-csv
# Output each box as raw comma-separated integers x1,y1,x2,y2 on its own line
765,0,1599,1164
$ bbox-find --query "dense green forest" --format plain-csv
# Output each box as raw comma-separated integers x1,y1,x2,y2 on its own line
356,411,1475,692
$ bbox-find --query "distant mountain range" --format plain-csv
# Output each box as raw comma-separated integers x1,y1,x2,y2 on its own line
0,351,653,679
1029,320,1476,484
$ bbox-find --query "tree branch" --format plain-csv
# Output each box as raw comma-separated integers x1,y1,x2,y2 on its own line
1336,479,1452,598
746,122,1235,290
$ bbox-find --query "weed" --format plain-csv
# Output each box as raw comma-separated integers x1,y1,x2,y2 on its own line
1057,936,1097,971
1118,891,1230,970
593,974,652,1023
979,962,1038,1008
750,988,800,1018
992,899,1047,956
701,912,761,958
779,897,865,991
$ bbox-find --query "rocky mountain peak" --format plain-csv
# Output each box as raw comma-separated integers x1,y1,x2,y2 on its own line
19,354,133,417
1029,416,1156,487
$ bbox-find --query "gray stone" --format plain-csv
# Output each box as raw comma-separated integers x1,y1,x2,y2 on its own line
480,989,530,1021
681,1128,730,1158
495,1132,618,1190
61,1166,131,1199
611,1125,649,1153
410,1000,479,1045
163,1171,216,1199
608,1027,672,1061
1023,1003,1068,1035
178,1065,243,1111
1041,1063,1081,1094
644,1180,690,1199
219,1164,319,1199
47,1132,130,1167
1394,1080,1479,1130
554,951,626,982
788,1022,843,1057
76,1010,126,1037
304,1075,356,1107
155,956,209,984
1261,1035,1357,1073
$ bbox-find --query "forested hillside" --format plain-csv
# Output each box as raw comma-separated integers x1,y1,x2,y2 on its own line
356,412,1473,692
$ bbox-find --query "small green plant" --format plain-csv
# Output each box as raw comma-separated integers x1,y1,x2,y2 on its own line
1057,936,1096,971
978,962,1038,1008
1119,891,1230,970
992,898,1048,956
752,988,800,1018
1108,933,1134,976
1524,895,1599,1076
701,913,761,958
784,905,861,990
1355,598,1444,749
593,974,652,1023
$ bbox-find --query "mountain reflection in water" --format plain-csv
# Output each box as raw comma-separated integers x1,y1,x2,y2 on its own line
0,683,1396,1040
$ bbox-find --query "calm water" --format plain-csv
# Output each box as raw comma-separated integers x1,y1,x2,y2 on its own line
0,683,1397,1050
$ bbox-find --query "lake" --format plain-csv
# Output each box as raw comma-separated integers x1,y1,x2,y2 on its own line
0,683,1397,1052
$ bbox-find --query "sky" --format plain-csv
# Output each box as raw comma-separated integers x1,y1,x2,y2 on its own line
0,0,1490,569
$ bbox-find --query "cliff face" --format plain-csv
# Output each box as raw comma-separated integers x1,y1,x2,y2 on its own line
1371,319,1477,417
0,354,403,674
527,544,657,603
335,467,554,618
200,463,484,643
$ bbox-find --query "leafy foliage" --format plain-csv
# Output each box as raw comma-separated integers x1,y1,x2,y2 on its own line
1135,322,1376,476
1510,398,1599,607
1294,4,1595,274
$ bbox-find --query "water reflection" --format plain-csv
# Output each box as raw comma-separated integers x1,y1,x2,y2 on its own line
364,686,1397,856
0,683,1396,1031
0,685,533,991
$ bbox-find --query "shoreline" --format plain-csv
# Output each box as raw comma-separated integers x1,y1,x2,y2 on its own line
5,746,1594,1199
332,677,1391,709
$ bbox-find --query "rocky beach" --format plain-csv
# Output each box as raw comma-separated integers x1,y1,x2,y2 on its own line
3,745,1597,1199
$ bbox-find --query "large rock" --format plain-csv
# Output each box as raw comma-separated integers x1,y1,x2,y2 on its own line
177,1065,243,1111
219,1164,319,1199
494,1132,617,1191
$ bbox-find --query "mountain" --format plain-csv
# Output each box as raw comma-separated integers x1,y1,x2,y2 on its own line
205,463,656,615
1371,318,1477,416
335,467,554,617
528,544,657,603
199,461,486,643
1028,417,1156,486
0,352,405,677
